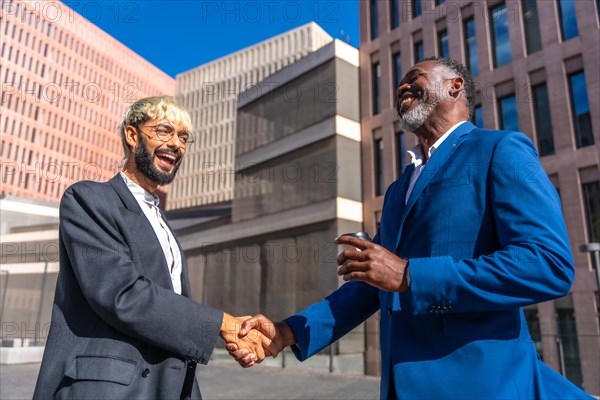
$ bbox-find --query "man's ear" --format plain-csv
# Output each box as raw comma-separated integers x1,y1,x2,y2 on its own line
450,77,464,98
124,125,138,149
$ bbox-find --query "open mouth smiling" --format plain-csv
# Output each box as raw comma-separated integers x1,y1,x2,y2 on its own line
398,93,418,115
156,152,179,169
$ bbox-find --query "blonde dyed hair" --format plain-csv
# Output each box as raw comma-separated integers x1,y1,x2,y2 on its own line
118,96,192,167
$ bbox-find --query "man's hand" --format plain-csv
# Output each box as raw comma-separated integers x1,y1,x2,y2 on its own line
220,313,272,367
335,235,409,292
226,314,296,368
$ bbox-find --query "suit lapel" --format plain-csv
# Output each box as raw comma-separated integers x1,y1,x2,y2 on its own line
108,174,174,291
395,122,476,250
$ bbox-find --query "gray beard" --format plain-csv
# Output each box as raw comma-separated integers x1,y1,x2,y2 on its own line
398,99,437,133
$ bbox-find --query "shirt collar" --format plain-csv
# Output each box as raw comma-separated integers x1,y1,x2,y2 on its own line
120,172,160,208
407,120,467,167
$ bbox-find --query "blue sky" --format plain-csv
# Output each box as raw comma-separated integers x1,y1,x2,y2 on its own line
68,1,360,78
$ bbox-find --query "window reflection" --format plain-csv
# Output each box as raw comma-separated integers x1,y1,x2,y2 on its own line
474,105,483,128
374,138,384,196
412,0,421,17
522,0,542,54
490,3,512,67
390,0,400,29
582,181,600,243
372,61,381,115
532,83,554,156
558,0,579,41
396,130,406,177
438,29,449,58
568,71,593,148
414,41,424,64
392,52,402,90
370,0,379,40
498,95,519,132
464,18,479,75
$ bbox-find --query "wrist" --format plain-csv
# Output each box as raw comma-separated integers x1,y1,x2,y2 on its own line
399,257,410,292
277,321,297,347
220,312,237,340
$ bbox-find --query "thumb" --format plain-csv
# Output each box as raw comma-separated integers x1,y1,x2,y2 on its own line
238,317,260,337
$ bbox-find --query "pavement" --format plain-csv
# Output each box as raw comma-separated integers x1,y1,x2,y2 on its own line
0,357,380,400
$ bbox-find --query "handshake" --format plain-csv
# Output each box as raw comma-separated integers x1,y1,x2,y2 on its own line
219,313,296,368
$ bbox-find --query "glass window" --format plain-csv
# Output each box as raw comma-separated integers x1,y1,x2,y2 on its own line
498,95,519,132
412,0,421,17
524,307,544,360
474,105,484,127
392,52,402,90
370,0,379,40
464,18,479,76
414,41,424,64
522,0,542,54
372,61,381,115
568,71,593,148
374,138,384,196
532,83,554,156
390,0,400,29
558,0,579,41
396,130,406,177
582,181,600,243
490,3,512,67
556,297,583,388
438,29,449,58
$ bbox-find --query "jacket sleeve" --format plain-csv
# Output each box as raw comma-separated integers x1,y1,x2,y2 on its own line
60,184,223,364
409,131,574,314
284,281,379,361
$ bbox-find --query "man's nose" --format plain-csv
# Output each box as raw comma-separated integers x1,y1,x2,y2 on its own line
165,135,185,154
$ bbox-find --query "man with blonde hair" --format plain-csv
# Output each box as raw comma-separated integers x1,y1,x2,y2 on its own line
34,96,268,400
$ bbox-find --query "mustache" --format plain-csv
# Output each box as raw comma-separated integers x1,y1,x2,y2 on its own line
397,88,425,115
400,87,425,103
155,149,181,160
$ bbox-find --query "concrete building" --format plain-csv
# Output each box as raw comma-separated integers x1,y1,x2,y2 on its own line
169,23,333,210
173,39,364,373
0,0,174,206
0,0,173,360
359,0,599,393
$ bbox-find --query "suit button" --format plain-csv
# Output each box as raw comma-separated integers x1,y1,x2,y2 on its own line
387,306,392,316
142,368,150,378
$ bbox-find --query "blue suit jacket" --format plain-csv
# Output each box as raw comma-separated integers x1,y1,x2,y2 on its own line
285,122,591,399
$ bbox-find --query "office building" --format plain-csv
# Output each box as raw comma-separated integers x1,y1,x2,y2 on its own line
170,22,333,210
360,0,599,393
175,40,364,372
0,0,173,359
1,0,174,206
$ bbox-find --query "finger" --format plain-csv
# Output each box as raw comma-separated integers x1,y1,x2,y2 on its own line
253,340,266,362
337,261,367,276
336,248,368,266
225,343,240,352
342,270,367,282
238,358,254,368
238,353,256,368
229,349,249,360
335,235,369,250
239,314,268,336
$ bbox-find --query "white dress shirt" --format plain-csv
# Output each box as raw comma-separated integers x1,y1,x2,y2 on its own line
405,121,467,204
120,172,182,294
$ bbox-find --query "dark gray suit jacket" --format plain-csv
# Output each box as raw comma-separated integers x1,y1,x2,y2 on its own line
34,174,223,400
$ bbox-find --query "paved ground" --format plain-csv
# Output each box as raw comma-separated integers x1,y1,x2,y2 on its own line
0,359,380,400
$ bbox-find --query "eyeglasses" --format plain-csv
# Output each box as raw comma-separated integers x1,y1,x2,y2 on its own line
135,123,195,147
